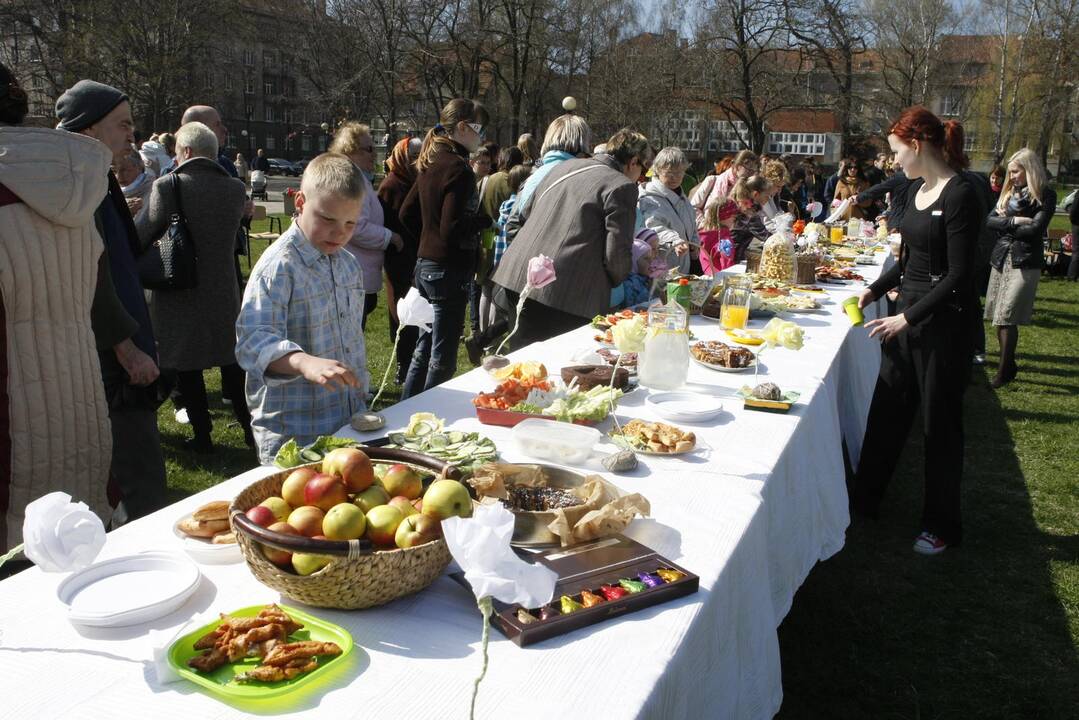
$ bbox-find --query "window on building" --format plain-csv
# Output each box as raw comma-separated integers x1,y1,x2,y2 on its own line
263,50,275,67
203,71,213,89
264,105,275,123
301,135,311,151
244,76,255,95
963,132,977,152
266,136,276,150
709,120,749,152
243,49,255,66
224,73,233,91
767,131,826,156
941,91,963,117
264,78,276,96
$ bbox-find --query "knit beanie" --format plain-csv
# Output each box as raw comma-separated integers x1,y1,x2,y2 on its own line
55,80,128,132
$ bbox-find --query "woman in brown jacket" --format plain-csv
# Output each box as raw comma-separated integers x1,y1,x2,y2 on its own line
833,158,873,220
398,99,491,398
379,136,422,384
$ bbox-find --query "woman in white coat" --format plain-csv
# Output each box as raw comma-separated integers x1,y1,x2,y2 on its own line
637,146,700,275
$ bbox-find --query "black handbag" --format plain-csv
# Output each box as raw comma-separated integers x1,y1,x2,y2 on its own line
138,173,198,290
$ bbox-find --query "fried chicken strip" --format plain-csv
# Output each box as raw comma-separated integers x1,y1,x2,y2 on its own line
226,623,289,662
262,641,342,667
234,658,318,684
187,647,229,672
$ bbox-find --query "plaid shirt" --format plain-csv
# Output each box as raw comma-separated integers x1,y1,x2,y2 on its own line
236,223,367,464
493,194,517,269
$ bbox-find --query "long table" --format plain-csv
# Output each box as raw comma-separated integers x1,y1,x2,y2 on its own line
0,262,887,719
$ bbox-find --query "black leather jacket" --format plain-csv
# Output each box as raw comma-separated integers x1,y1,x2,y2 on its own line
987,184,1056,270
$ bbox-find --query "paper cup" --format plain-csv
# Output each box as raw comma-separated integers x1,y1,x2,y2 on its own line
842,296,864,326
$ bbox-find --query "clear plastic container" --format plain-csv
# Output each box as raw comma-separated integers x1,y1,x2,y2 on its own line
510,418,601,464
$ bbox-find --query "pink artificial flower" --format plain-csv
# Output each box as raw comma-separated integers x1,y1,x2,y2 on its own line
526,254,557,289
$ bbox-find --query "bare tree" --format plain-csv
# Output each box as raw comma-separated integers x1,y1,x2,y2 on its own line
866,0,958,116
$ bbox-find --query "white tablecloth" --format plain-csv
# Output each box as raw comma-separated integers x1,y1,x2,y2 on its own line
0,262,888,720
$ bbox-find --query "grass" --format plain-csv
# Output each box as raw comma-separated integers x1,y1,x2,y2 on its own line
777,276,1079,718
161,217,1079,715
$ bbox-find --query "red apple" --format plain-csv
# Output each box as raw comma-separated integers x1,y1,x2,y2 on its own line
259,496,292,523
304,473,349,511
261,522,299,566
365,505,405,546
288,505,326,538
322,447,375,493
381,464,423,500
388,496,419,517
395,513,441,548
282,467,318,508
245,504,276,528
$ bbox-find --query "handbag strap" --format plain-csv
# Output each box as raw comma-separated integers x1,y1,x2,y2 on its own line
170,172,184,219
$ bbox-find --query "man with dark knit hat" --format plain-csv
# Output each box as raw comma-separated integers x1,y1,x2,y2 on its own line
56,79,168,525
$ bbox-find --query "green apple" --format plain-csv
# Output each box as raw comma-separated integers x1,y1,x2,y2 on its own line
292,551,333,576
354,485,390,513
381,463,423,500
421,479,473,521
365,505,405,546
323,502,366,540
259,496,292,523
395,513,441,548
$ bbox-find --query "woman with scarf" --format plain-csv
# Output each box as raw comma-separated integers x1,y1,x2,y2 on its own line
378,136,423,384
330,122,405,329
984,148,1056,388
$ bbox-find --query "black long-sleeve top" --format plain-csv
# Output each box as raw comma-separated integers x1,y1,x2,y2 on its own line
857,171,912,227
868,175,983,326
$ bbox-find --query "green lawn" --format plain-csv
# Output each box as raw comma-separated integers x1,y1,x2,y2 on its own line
161,217,1078,715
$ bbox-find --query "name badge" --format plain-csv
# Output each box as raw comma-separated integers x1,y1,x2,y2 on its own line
931,210,943,216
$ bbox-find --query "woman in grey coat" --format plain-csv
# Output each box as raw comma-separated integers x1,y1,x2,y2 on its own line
137,122,253,452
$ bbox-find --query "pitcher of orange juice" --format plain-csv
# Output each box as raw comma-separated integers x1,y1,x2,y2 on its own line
719,275,753,330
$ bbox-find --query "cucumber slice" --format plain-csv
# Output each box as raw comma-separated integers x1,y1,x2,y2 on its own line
413,421,436,436
300,448,323,463
448,431,465,443
388,432,408,445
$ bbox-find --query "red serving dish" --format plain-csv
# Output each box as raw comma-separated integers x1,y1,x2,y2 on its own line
473,407,597,428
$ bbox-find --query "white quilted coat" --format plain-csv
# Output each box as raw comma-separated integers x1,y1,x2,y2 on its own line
0,127,113,551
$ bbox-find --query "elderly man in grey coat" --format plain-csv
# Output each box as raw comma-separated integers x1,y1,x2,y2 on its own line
136,121,253,453
491,129,651,348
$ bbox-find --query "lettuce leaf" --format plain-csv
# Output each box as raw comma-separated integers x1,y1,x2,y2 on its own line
273,439,301,468
308,435,360,454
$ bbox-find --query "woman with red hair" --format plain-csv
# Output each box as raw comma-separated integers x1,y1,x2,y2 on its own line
850,106,987,555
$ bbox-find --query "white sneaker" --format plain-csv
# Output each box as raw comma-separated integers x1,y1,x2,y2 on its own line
912,531,948,555
175,408,190,425
972,354,987,365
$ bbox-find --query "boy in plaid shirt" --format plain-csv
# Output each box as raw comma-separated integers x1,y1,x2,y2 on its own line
236,154,368,464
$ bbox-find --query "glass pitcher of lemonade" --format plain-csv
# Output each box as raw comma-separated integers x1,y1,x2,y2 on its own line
637,300,689,391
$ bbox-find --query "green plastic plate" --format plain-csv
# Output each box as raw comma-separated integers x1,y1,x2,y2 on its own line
168,604,353,700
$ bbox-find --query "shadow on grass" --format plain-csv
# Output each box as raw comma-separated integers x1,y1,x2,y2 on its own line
776,374,1079,717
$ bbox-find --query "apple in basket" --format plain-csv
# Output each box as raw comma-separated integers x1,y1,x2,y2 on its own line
395,514,441,549
262,521,299,566
246,504,276,528
259,496,292,523
365,505,405,547
322,447,375,492
388,496,419,518
292,551,333,576
304,474,349,512
354,485,390,514
288,505,326,538
282,466,318,508
381,464,422,500
323,502,366,540
421,479,473,521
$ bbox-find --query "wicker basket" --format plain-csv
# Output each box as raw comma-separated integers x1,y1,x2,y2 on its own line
795,254,819,285
230,448,459,609
745,249,762,274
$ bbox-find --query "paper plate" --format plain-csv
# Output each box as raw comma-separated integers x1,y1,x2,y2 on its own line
57,551,201,627
168,604,354,700
645,391,724,423
173,518,244,564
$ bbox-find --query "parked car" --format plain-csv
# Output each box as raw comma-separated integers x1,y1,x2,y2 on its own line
267,158,300,176
295,158,314,175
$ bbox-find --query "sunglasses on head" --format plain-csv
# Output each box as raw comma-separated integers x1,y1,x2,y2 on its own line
467,122,485,137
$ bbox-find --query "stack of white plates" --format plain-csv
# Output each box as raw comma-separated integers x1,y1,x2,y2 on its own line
645,392,724,423
57,551,201,627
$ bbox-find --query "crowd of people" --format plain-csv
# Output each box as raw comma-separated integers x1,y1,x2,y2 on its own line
0,59,1073,558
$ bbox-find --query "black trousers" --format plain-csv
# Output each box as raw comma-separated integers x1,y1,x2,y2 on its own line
175,364,252,442
360,292,378,330
386,260,419,384
108,407,167,522
513,297,590,350
851,295,972,545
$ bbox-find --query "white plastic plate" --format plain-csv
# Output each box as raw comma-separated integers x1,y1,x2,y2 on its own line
645,391,724,423
172,518,243,564
57,551,201,627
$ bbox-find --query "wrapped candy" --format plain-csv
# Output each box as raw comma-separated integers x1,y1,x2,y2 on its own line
560,595,584,614
580,590,604,608
599,584,629,601
618,578,647,594
637,571,664,588
656,568,686,583
539,605,560,621
516,608,539,625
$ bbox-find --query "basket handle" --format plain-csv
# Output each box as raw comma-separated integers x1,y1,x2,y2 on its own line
231,512,374,557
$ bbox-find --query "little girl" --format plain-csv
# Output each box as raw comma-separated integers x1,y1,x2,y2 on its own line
698,200,739,274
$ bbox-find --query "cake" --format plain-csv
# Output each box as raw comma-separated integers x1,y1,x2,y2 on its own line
691,341,755,368
561,364,630,391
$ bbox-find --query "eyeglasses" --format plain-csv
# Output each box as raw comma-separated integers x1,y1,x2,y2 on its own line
467,122,485,137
